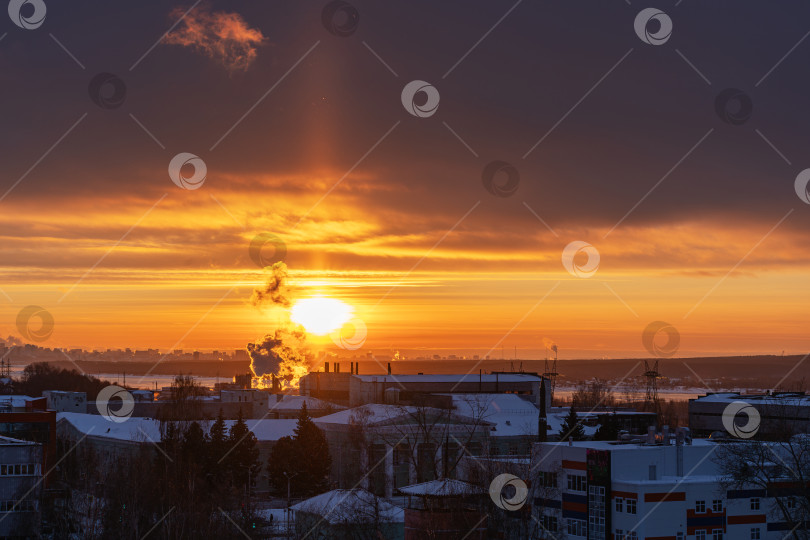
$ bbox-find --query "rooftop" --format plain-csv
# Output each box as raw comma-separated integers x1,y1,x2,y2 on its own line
57,412,297,442
447,394,538,437
399,479,485,497
290,489,404,524
539,438,717,451
352,373,542,384
692,392,810,405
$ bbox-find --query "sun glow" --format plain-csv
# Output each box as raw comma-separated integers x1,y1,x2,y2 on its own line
290,297,353,335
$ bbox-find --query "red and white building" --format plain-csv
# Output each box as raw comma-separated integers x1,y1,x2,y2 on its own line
531,433,785,539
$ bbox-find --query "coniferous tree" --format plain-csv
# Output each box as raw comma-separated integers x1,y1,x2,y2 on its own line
267,403,333,497
227,408,260,493
560,406,586,441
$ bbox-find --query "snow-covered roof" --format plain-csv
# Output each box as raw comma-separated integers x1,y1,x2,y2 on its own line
315,403,490,428
542,438,717,451
447,394,538,437
57,412,297,442
0,395,39,408
268,394,345,412
691,392,810,405
354,373,541,384
545,408,599,438
398,478,485,497
291,489,404,524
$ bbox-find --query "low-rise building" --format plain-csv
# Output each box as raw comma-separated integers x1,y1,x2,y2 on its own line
43,390,87,413
291,488,404,540
315,404,493,498
689,391,810,438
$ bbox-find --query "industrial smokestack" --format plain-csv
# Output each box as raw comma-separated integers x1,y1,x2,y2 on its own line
324,362,329,373
336,363,340,373
350,362,354,374
355,362,359,375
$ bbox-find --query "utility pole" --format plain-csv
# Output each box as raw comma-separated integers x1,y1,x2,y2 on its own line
283,471,298,536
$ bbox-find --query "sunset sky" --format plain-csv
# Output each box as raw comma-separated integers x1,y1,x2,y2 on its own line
2,1,810,358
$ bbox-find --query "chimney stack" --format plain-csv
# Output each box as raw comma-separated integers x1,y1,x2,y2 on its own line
336,363,340,373
355,362,359,375
324,362,329,373
387,362,391,375
647,426,656,445
662,425,670,445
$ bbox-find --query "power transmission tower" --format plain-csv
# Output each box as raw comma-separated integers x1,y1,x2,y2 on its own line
644,359,660,403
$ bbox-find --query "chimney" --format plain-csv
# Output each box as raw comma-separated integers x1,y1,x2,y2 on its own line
324,362,329,373
662,425,670,445
350,362,354,374
646,426,656,445
336,363,340,373
355,362,359,375
387,362,391,375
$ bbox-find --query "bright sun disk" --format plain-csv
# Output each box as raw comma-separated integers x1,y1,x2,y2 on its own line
290,297,353,335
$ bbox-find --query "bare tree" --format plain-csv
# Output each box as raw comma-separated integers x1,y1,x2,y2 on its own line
716,437,810,540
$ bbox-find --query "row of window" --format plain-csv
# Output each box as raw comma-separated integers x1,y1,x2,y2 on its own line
0,464,39,476
614,531,638,540
615,497,637,514
0,500,35,512
695,499,723,513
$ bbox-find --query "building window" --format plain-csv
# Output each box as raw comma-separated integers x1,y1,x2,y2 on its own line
712,531,723,540
677,533,684,540
751,528,761,540
696,531,706,540
626,499,637,514
787,498,797,509
588,485,606,538
712,499,722,512
540,471,557,489
539,514,558,532
567,474,586,492
566,518,587,537
628,533,638,540
696,500,706,513
615,530,624,540
615,497,623,512
750,497,760,510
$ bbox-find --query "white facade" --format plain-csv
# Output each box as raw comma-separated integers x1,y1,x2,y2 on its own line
532,438,780,539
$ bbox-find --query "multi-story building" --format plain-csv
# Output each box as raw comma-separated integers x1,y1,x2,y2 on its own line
530,431,784,539
0,435,43,538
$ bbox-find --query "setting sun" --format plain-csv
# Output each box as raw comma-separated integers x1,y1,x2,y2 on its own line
290,297,354,335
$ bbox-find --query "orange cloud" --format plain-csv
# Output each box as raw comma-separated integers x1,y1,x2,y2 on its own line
164,3,265,71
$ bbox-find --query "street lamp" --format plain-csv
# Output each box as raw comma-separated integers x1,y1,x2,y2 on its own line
282,471,298,536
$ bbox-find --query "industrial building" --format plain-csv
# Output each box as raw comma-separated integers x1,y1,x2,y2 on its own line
689,391,810,438
299,366,550,411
